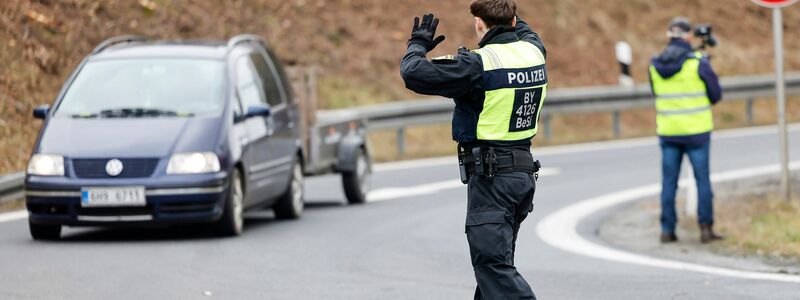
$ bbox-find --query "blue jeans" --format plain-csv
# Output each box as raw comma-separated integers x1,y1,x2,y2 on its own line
660,140,714,234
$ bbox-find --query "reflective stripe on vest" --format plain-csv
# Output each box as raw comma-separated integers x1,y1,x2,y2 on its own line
649,53,713,136
472,41,547,141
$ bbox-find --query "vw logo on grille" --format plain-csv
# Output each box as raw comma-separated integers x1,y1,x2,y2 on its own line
105,159,124,177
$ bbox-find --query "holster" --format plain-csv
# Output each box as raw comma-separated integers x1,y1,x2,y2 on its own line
458,146,470,184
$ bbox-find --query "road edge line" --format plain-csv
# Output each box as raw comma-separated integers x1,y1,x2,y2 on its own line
0,210,27,224
536,161,800,283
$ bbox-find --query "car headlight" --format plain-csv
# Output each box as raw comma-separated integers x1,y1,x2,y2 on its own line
27,154,65,176
167,152,221,174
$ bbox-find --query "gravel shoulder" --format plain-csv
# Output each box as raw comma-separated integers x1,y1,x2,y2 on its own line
599,173,800,275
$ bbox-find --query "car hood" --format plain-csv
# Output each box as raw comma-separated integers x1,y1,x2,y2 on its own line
37,116,224,158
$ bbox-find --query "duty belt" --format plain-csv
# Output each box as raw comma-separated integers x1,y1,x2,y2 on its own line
457,146,541,183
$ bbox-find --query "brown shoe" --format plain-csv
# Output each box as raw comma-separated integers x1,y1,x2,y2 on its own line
700,224,724,243
660,233,678,243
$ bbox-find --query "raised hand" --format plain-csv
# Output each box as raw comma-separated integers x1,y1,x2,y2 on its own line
408,13,446,52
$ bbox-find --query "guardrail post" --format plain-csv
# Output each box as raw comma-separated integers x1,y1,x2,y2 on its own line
746,97,755,125
612,110,621,139
396,127,406,156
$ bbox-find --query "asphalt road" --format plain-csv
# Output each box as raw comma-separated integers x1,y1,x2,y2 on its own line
0,125,799,299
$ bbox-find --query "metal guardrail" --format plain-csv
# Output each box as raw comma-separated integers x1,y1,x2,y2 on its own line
323,73,800,154
0,172,24,203
2,73,799,199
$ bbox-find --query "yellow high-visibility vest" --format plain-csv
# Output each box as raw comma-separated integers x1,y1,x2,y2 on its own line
649,53,713,136
472,41,547,142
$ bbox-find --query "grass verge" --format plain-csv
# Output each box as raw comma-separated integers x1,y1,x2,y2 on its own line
676,174,800,263
714,187,800,260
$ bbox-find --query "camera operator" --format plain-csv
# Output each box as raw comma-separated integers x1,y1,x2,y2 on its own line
649,17,723,244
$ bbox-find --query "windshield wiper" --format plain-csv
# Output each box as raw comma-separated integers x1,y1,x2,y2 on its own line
96,108,190,118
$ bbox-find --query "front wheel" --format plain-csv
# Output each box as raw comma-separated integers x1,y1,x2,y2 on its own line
342,148,371,205
215,168,245,236
29,221,61,241
274,159,304,220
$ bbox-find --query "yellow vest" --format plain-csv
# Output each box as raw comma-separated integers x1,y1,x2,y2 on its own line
649,53,713,136
472,41,547,142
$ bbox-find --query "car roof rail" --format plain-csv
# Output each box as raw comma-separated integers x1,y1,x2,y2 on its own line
226,34,266,51
92,35,148,55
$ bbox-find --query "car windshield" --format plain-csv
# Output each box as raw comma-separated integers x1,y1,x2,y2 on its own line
55,58,225,118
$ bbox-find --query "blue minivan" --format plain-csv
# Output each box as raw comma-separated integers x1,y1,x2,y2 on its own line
25,35,370,240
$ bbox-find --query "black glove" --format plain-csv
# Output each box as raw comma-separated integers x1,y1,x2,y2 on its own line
408,13,446,52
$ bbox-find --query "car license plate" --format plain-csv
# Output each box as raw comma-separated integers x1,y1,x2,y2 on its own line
81,187,146,207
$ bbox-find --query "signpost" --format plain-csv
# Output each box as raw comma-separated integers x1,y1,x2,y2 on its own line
752,0,797,201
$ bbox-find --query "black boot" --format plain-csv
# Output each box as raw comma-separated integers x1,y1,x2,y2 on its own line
660,233,678,243
700,224,724,243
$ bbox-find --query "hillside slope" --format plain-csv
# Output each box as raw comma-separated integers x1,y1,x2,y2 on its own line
1,0,798,173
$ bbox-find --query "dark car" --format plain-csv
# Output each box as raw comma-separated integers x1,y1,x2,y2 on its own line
25,35,371,240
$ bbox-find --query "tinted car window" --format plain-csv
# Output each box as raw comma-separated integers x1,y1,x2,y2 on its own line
266,48,293,103
250,53,284,107
235,56,266,109
56,59,224,117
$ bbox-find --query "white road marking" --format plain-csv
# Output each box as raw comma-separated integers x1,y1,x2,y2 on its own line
374,156,454,172
0,210,27,223
368,168,560,202
537,161,800,283
374,123,800,172
368,179,463,202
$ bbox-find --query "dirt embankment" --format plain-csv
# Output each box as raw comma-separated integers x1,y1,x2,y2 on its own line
1,0,799,174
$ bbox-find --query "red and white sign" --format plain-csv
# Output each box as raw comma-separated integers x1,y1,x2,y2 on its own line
751,0,798,8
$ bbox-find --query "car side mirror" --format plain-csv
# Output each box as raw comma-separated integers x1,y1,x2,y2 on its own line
245,105,271,118
33,105,50,120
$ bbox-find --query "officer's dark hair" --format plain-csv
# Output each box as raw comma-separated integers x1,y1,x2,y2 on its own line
470,0,517,28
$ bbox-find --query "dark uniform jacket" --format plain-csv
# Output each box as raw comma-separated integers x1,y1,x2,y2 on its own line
400,19,546,151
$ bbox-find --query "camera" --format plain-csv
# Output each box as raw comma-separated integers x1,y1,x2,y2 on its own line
694,24,717,49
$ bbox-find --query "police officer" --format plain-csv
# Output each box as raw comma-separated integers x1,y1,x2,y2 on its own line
400,0,545,299
649,17,723,244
